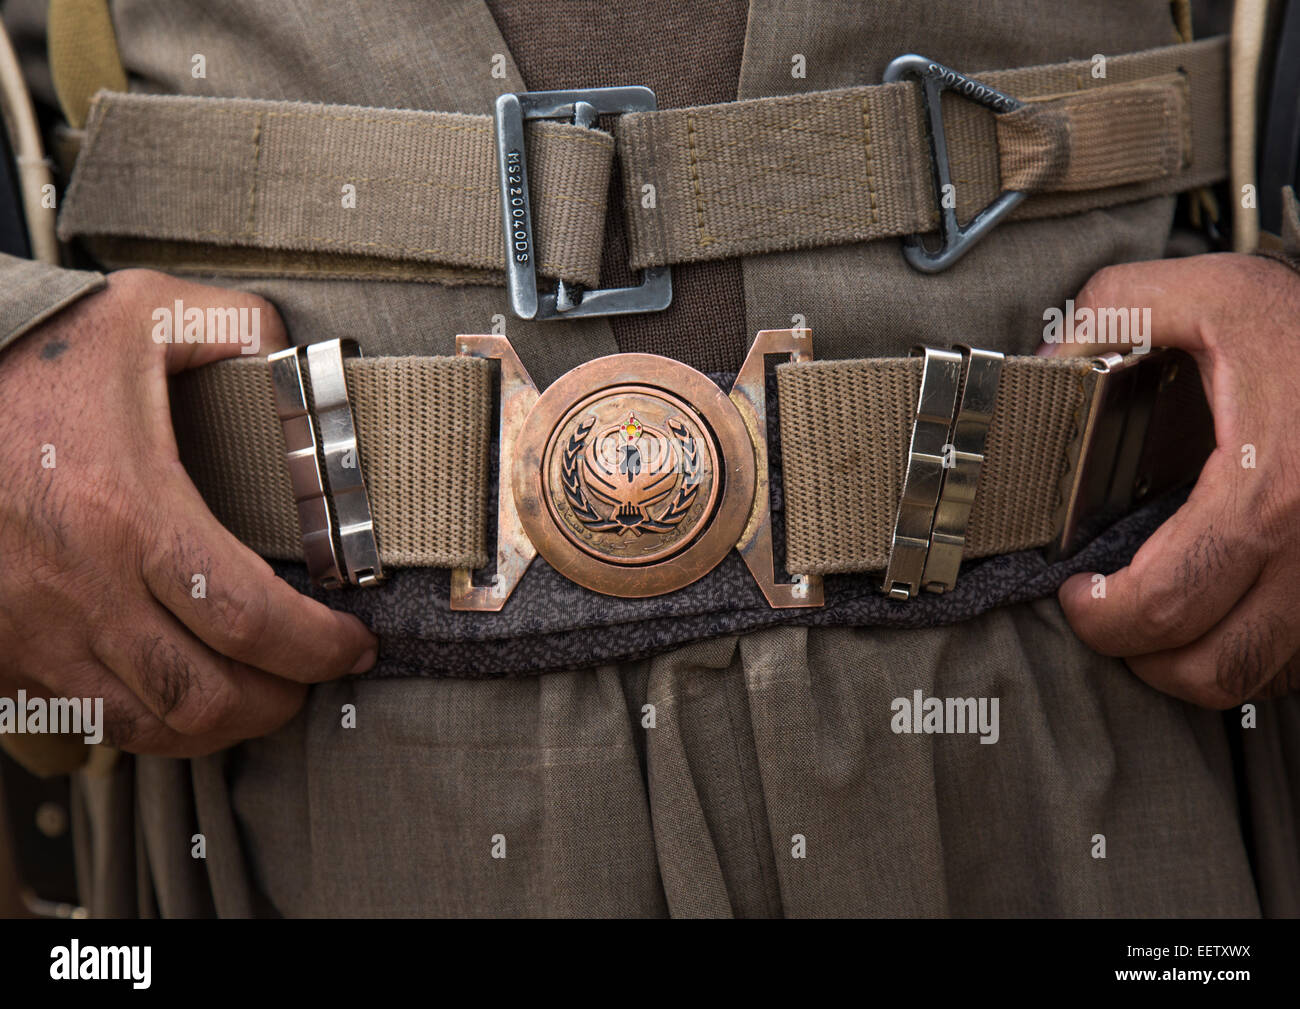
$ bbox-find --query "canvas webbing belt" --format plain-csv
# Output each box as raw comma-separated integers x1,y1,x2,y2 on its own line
61,98,615,286
56,38,1228,281
171,350,1211,581
172,356,495,569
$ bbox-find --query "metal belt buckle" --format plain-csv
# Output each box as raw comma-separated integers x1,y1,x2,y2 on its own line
494,86,672,320
883,55,1026,273
1047,348,1210,560
452,331,824,611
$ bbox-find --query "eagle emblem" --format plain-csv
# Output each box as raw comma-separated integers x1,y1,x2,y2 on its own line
561,411,701,536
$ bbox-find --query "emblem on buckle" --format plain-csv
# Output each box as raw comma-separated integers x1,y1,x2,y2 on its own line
516,354,752,598
451,332,825,611
548,393,717,561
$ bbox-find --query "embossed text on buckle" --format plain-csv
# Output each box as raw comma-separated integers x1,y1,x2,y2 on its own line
451,331,824,612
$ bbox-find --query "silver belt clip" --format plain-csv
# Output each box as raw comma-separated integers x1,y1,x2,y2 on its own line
268,339,385,589
883,344,1004,599
493,86,672,320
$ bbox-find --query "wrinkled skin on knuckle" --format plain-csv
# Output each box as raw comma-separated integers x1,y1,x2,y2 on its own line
141,523,214,604
127,634,234,738
1213,617,1286,708
1255,659,1300,700
79,464,154,555
109,267,163,298
210,578,271,657
58,659,114,705
129,633,195,720
98,697,152,751
1173,521,1237,595
1132,577,1195,647
167,677,240,739
92,269,175,356
1077,264,1121,306
1253,462,1300,542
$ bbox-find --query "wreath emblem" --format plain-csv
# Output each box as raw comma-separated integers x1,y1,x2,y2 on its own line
561,412,701,536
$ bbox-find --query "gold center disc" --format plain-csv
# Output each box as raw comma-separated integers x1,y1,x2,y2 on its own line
513,354,756,598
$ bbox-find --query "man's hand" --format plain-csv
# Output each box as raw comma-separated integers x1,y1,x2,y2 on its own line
1056,253,1300,708
0,270,377,755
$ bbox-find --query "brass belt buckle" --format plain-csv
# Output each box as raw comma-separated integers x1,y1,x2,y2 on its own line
451,332,824,611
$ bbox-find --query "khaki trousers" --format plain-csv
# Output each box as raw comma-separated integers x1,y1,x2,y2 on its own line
72,604,1298,917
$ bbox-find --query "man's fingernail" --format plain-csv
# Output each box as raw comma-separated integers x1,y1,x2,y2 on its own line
1034,342,1058,357
350,648,377,675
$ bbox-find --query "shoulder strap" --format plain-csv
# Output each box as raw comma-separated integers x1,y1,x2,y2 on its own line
48,0,127,129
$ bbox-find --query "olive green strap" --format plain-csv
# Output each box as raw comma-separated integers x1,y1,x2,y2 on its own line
619,38,1225,270
775,356,1097,574
59,93,616,286
173,355,495,570
176,352,1189,577
58,39,1226,282
47,0,127,129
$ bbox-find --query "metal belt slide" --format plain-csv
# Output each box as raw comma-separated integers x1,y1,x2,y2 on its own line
883,345,1004,599
494,86,672,319
268,340,384,589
